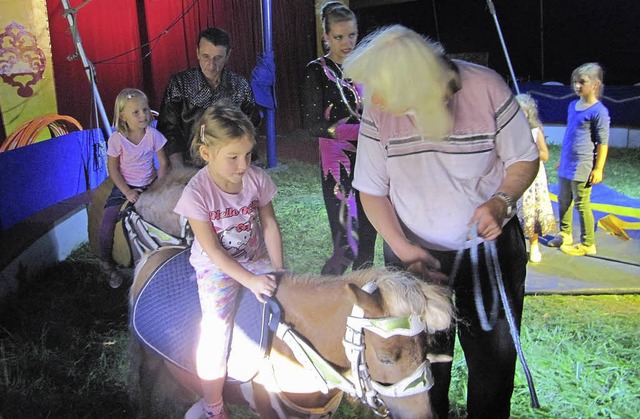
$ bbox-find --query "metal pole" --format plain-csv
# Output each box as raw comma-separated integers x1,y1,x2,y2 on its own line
486,0,520,94
60,0,113,137
261,0,277,168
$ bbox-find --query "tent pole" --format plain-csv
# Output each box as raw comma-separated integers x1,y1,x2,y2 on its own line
261,0,277,168
485,0,520,94
60,0,112,137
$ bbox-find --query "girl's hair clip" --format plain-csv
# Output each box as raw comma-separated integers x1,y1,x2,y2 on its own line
126,94,133,99
200,124,206,141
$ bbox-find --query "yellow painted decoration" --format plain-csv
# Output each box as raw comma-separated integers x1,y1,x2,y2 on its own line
0,0,58,143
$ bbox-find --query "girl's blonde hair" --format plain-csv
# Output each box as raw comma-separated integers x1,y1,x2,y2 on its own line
343,25,457,140
515,93,542,129
190,102,256,165
571,62,605,98
113,88,149,135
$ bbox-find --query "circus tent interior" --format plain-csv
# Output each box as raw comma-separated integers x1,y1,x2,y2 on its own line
1,0,639,297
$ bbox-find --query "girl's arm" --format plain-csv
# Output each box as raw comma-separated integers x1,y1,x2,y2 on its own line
258,202,284,271
188,218,277,302
590,144,609,185
108,155,141,203
536,128,549,162
156,146,169,179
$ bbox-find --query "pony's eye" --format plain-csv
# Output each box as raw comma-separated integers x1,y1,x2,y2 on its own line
377,352,398,365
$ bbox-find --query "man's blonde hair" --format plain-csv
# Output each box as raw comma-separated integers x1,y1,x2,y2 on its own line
343,25,457,140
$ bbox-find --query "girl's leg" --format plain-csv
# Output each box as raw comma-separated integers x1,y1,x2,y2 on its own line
99,205,121,262
573,181,595,246
557,177,575,237
195,271,239,418
550,176,575,246
529,233,541,262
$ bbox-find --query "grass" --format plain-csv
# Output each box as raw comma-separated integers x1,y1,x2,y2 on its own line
1,152,639,418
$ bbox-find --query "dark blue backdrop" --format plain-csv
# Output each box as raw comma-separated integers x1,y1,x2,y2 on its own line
0,129,108,230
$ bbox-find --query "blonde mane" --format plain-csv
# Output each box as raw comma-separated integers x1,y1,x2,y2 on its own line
281,267,453,334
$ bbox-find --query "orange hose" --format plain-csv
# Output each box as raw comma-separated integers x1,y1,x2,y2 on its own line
0,114,83,152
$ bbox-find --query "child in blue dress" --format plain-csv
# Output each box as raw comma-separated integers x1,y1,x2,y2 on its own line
549,63,610,256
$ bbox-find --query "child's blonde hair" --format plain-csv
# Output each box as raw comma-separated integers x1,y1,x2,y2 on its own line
190,102,256,165
571,62,605,98
515,93,542,129
343,25,457,140
113,88,149,135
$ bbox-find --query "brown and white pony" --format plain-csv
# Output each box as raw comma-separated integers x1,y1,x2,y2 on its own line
129,246,453,418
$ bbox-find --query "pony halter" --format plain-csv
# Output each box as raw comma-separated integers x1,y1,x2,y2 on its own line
344,281,434,416
273,280,433,417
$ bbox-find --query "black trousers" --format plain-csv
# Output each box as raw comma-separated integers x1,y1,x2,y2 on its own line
384,217,527,419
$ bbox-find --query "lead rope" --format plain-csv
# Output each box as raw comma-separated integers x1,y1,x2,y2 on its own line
449,223,540,408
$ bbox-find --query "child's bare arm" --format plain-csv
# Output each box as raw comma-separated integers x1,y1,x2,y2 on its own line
188,218,277,302
259,202,284,271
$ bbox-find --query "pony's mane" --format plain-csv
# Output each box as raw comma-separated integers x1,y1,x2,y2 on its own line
282,267,452,333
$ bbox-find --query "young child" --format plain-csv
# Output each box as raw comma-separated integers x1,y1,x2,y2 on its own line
99,88,169,287
515,94,557,263
549,63,610,256
174,103,283,419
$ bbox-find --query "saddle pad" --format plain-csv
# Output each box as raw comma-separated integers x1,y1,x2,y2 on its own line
130,247,272,382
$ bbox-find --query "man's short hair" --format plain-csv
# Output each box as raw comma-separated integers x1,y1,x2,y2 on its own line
197,28,231,51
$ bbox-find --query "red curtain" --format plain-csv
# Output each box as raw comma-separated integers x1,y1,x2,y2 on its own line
46,0,315,133
47,0,143,129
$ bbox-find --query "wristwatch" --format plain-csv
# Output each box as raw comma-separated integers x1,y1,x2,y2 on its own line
492,192,516,218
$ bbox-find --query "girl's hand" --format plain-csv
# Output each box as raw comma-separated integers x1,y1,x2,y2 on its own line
247,274,278,304
589,168,603,185
125,188,143,203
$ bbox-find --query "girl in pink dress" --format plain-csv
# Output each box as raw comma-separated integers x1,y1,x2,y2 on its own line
174,103,284,419
99,88,169,286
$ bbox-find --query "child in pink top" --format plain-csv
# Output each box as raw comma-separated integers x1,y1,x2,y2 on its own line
99,88,169,286
174,103,284,419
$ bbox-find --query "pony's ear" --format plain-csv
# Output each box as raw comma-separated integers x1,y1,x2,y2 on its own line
345,283,384,314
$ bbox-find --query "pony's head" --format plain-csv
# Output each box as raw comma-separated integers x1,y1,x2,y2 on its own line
344,268,453,418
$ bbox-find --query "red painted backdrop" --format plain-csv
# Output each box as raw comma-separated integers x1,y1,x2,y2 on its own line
46,0,316,134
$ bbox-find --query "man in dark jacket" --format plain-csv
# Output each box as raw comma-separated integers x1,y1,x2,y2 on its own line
157,27,260,167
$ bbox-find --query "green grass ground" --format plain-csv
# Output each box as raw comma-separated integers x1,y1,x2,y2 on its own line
0,150,638,418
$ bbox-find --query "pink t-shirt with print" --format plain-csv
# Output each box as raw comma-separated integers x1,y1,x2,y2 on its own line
173,164,277,273
107,126,167,187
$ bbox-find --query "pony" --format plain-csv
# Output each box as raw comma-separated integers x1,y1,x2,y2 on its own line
129,245,454,418
87,167,198,275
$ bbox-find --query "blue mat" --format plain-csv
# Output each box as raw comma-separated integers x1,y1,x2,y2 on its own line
130,248,275,382
525,184,640,295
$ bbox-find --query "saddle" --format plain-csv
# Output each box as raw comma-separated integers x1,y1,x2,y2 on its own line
130,247,279,382
113,204,191,268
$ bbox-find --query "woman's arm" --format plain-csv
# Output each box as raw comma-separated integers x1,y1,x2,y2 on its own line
360,192,442,273
300,63,334,137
